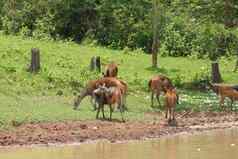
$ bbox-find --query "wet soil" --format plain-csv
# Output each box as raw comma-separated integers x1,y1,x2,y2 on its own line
0,112,238,146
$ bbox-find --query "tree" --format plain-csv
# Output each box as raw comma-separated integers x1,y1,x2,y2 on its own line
151,0,159,68
152,0,165,68
234,59,238,72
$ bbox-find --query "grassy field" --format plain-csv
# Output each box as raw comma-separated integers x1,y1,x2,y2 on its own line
0,34,237,128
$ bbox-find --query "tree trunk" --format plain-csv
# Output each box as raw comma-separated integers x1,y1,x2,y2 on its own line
152,0,159,68
234,59,238,72
95,56,101,72
90,56,101,72
211,62,222,83
28,48,40,73
224,0,232,28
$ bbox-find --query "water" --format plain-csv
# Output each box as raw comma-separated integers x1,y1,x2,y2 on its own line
0,129,238,159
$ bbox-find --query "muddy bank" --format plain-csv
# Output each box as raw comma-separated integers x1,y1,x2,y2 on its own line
0,112,238,147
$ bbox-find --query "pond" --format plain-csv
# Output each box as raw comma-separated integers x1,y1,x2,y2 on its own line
0,128,238,159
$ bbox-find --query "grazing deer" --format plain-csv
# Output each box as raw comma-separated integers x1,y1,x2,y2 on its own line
208,82,238,110
103,62,118,77
73,77,127,111
164,88,178,122
93,84,125,122
148,75,175,107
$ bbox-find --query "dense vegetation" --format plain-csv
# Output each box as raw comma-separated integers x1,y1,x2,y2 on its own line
1,0,238,58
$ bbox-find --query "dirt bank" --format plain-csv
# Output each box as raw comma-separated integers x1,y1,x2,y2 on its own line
0,112,238,146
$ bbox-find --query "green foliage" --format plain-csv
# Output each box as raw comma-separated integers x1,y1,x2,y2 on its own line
161,15,196,57
191,66,210,89
1,0,238,57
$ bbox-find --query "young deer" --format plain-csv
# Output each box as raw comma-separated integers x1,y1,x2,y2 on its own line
93,84,125,122
103,62,118,77
208,82,238,110
148,75,175,107
164,88,178,122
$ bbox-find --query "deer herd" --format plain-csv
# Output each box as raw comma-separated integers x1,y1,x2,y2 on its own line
73,62,238,124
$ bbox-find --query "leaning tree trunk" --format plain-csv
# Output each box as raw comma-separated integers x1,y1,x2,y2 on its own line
211,61,222,83
28,48,40,73
234,59,238,72
224,0,233,28
152,0,159,68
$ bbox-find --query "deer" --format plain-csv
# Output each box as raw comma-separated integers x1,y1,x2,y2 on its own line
103,62,118,77
73,77,127,111
148,75,176,107
208,82,238,110
164,87,178,122
93,84,125,122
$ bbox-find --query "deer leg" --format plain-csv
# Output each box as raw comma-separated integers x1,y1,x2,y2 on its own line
156,94,161,106
165,106,168,119
230,99,234,111
96,104,101,119
119,104,125,122
102,105,105,119
220,96,225,110
172,107,175,121
151,92,154,107
169,108,172,122
122,95,128,112
109,105,113,121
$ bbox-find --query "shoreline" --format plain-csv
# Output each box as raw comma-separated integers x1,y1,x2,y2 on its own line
0,112,238,148
0,127,237,149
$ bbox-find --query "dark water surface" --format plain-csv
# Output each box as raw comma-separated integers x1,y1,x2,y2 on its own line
0,128,238,159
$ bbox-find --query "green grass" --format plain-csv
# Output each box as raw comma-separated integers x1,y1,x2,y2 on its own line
0,34,237,128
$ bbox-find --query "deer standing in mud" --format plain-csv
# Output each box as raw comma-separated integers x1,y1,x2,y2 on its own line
164,88,178,122
93,84,125,122
208,82,238,110
73,77,127,111
148,75,176,107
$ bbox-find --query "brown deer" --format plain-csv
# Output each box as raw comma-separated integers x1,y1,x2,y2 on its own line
164,88,178,122
93,84,125,122
208,82,238,110
73,77,127,111
103,62,118,77
148,75,175,107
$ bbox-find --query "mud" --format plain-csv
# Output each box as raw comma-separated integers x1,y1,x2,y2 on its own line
0,112,238,147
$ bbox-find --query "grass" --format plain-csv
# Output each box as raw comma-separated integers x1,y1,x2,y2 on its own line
0,34,237,128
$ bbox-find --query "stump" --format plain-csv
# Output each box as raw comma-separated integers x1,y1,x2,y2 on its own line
90,56,101,72
28,48,40,73
211,62,222,83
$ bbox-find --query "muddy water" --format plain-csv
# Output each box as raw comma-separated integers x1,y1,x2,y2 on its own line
1,129,238,159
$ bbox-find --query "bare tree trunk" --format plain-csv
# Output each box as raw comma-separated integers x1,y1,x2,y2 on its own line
90,56,101,72
234,59,238,72
211,62,222,83
152,0,159,68
28,48,40,73
224,0,233,28
95,56,101,72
